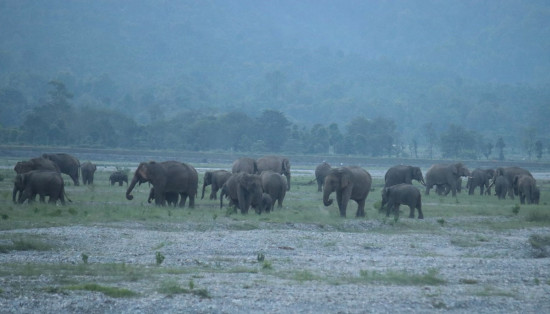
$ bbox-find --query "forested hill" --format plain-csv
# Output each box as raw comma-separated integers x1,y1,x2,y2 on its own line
0,1,549,158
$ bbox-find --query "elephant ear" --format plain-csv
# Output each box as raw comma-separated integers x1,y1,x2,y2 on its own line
137,163,149,180
513,175,520,186
339,169,351,188
451,164,459,176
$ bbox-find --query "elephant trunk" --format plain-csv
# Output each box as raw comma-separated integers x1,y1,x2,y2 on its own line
286,174,291,191
323,188,333,206
12,186,19,203
201,183,207,200
126,175,140,200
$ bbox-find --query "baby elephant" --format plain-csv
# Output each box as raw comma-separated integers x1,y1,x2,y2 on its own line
109,171,128,186
381,183,423,219
148,188,180,207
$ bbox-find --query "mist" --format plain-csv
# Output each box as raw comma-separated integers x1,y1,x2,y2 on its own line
1,0,549,159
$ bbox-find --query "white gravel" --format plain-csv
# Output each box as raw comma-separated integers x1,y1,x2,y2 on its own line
1,218,550,313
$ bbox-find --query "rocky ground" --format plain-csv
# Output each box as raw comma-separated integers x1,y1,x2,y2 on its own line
1,217,549,313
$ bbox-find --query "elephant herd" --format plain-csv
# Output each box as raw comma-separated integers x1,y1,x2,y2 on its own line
12,153,542,216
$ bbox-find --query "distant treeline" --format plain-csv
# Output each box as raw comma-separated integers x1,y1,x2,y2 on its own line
0,81,546,161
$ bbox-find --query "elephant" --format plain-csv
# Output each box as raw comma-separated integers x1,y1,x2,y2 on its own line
126,161,198,208
513,175,539,205
231,157,258,174
81,161,97,185
424,163,470,197
219,173,264,214
201,170,232,200
261,193,273,213
13,170,68,205
315,162,331,192
260,170,287,209
109,171,128,186
494,175,509,199
14,157,59,174
467,168,495,195
42,153,80,186
381,183,423,219
323,166,372,218
384,165,425,188
257,156,291,191
148,188,180,207
435,177,463,196
493,167,533,199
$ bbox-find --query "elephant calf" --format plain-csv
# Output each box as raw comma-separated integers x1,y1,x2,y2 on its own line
148,188,179,207
381,183,423,219
513,175,540,205
109,171,128,186
13,170,69,205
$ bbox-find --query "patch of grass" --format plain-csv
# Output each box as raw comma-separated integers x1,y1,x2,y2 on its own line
292,270,321,282
158,280,211,298
66,283,138,298
357,268,445,286
155,251,165,265
459,278,478,284
262,260,273,270
529,234,550,257
450,236,480,248
470,285,516,298
526,210,550,223
0,237,53,253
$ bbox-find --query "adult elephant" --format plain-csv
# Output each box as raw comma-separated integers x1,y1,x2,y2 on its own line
315,162,331,192
231,157,258,174
467,168,495,195
148,188,180,207
13,170,68,205
202,170,232,200
381,183,423,219
494,175,509,200
260,170,287,210
42,153,81,186
257,156,291,191
220,173,265,214
493,167,533,199
109,171,128,186
513,175,539,205
424,163,470,197
323,166,372,218
14,157,59,174
81,161,97,185
384,165,425,188
126,161,198,208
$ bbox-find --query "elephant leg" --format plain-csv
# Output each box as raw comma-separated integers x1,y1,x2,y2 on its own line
317,180,323,192
355,199,366,217
408,205,415,218
179,193,188,208
154,189,166,206
188,194,195,208
336,192,345,216
425,185,431,195
479,185,485,196
416,204,424,219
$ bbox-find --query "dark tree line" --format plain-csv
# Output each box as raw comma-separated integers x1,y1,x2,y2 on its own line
0,81,546,160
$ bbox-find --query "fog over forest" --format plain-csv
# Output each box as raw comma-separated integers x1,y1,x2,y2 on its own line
1,1,549,160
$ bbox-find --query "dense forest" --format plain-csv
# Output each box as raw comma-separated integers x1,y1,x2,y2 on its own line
0,1,549,160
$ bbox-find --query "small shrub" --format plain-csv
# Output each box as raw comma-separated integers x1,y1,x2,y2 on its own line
529,234,550,258
257,252,265,262
81,253,89,264
526,210,550,222
262,260,272,270
155,252,165,265
1,214,8,220
437,219,445,226
512,204,520,215
66,283,138,298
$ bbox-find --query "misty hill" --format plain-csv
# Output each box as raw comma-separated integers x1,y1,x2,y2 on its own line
0,1,549,155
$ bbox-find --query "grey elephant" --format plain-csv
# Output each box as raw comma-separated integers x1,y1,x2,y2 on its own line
202,170,232,200
260,170,287,210
436,177,463,196
494,175,509,199
257,156,291,191
126,161,198,208
323,166,372,217
315,162,331,192
467,168,495,195
493,167,533,199
148,188,179,207
220,173,264,214
13,170,68,205
14,157,59,174
384,165,425,188
261,193,273,213
81,161,97,185
425,163,470,197
381,183,423,219
42,153,81,186
513,175,539,204
231,157,258,174
109,171,128,186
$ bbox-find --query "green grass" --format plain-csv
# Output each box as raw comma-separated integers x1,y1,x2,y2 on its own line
357,268,446,286
65,283,138,298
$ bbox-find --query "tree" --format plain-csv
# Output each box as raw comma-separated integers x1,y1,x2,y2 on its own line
496,137,506,161
255,110,290,152
482,141,493,160
535,140,543,160
423,123,436,159
439,124,478,159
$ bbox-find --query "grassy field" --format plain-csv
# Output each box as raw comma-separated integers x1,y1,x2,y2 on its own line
1,161,550,232
1,158,550,311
